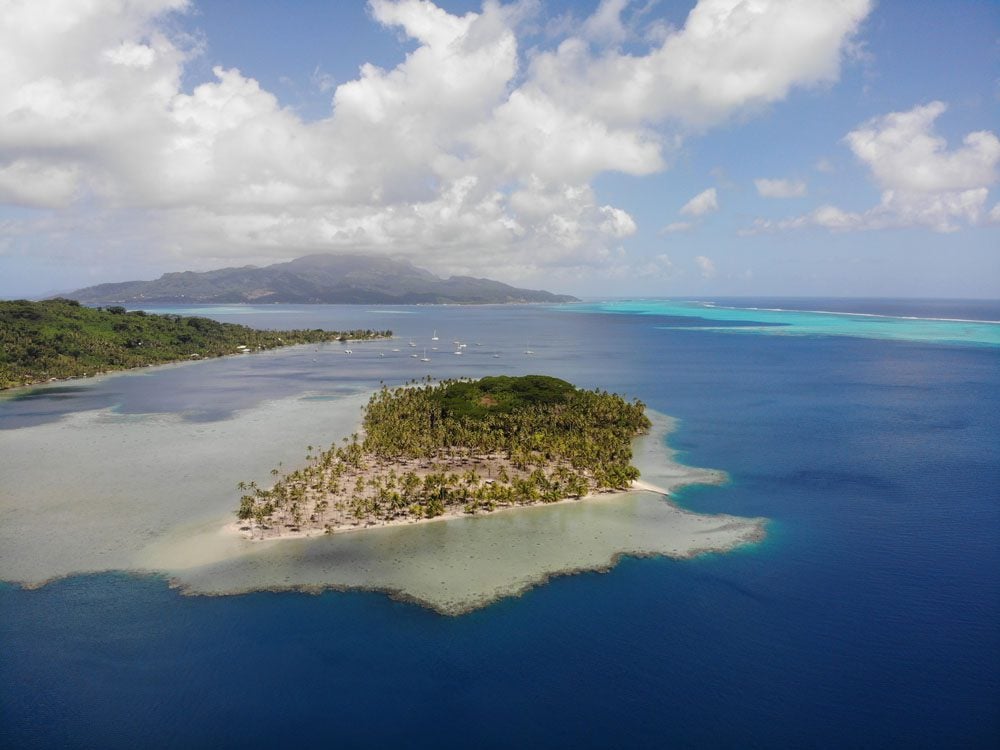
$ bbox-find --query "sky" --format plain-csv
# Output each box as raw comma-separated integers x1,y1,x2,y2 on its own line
0,0,998,299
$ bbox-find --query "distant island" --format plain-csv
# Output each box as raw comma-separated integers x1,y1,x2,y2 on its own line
67,253,579,305
0,298,391,390
234,375,652,539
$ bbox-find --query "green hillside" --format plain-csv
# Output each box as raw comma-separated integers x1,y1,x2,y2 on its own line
0,298,390,389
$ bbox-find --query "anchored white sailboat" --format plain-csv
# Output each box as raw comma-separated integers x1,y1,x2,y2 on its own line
431,330,439,341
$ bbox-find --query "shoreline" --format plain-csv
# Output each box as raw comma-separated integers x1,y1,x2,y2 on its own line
224,477,681,543
0,334,392,394
174,520,768,617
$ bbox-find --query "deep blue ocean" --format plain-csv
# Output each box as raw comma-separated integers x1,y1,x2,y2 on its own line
2,299,998,748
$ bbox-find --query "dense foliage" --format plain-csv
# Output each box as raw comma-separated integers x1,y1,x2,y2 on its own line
0,298,391,389
364,376,649,482
236,376,651,536
431,375,576,419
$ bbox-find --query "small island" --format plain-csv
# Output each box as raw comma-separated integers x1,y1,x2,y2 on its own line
0,298,391,389
235,375,654,538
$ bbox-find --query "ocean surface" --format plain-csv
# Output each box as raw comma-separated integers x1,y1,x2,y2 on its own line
1,298,998,747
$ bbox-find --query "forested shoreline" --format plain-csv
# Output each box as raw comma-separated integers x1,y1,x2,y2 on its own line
0,298,391,389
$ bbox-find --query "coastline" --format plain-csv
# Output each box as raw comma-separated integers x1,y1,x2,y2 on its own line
223,477,682,542
0,333,392,393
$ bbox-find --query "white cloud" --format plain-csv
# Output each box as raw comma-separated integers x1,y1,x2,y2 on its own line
527,0,871,128
0,0,873,281
582,0,630,45
751,101,1000,233
845,101,999,193
694,254,716,278
0,159,80,208
680,187,718,216
755,178,807,198
661,221,693,234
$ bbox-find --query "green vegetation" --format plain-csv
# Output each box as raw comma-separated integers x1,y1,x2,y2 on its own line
236,376,651,538
430,374,576,420
0,298,391,389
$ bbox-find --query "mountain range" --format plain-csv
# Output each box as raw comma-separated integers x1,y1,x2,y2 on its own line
67,254,577,305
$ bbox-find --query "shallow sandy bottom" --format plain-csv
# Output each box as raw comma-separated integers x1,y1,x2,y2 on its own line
0,389,765,614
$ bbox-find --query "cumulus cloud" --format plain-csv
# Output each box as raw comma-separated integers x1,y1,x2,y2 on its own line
680,188,718,216
527,0,871,128
755,178,807,198
0,160,80,208
694,255,716,278
751,101,1000,234
0,0,872,280
582,0,631,45
845,102,999,193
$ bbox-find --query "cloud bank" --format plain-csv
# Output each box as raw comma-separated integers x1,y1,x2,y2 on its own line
0,0,872,279
751,101,1000,234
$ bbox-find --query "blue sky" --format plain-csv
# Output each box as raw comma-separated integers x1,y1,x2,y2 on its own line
0,0,997,298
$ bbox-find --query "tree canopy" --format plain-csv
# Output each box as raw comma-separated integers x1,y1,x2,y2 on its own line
236,376,651,538
0,298,391,389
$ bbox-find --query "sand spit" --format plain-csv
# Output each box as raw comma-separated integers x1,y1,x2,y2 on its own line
223,468,696,545
180,493,765,616
222,479,678,542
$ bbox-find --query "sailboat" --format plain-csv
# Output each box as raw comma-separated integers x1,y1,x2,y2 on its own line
431,330,439,341
524,341,534,355
420,349,430,363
